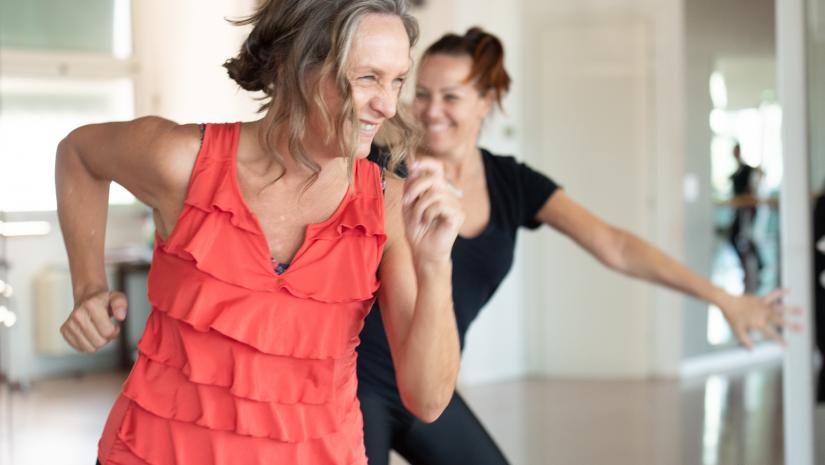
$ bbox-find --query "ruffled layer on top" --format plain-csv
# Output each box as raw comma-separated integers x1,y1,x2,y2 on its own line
156,196,384,300
104,400,366,465
147,253,370,360
121,352,358,442
138,310,345,404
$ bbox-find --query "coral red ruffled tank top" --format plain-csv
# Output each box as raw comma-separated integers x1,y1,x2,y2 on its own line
97,122,385,465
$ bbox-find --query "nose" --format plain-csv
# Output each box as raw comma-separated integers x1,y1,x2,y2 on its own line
371,85,398,119
424,96,442,121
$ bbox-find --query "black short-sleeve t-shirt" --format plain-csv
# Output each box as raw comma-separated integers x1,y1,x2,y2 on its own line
731,164,755,196
358,146,560,402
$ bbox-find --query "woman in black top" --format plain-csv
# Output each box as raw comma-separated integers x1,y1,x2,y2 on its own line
357,27,791,465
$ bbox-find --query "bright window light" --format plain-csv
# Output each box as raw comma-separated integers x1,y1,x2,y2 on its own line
709,71,728,110
702,376,729,465
0,77,135,212
112,0,132,59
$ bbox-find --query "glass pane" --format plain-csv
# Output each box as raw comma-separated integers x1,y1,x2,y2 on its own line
684,0,779,355
0,77,135,212
0,0,131,58
703,55,782,347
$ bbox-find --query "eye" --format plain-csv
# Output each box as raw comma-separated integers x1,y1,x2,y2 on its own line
358,75,377,82
392,77,406,87
444,94,459,101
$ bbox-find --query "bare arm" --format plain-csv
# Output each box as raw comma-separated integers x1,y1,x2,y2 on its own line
536,190,790,348
56,116,199,352
377,160,462,423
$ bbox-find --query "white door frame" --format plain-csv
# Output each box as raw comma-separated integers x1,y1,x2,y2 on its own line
777,0,816,463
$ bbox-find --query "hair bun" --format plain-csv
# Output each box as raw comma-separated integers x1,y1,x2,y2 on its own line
423,27,511,109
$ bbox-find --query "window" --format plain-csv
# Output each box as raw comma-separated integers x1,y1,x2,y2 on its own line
0,0,136,212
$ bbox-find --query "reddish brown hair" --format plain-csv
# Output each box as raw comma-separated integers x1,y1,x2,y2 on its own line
422,27,511,109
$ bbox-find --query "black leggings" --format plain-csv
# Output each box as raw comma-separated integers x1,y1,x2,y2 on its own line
359,390,510,465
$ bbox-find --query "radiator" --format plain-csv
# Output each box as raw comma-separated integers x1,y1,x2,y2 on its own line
33,266,116,355
33,265,128,355
33,266,76,355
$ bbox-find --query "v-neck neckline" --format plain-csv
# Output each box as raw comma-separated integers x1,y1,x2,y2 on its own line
229,125,356,278
457,148,495,241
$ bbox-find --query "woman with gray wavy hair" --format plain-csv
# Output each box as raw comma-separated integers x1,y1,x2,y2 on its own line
55,1,463,464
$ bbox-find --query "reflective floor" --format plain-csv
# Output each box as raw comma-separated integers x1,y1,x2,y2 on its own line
0,360,808,465
434,361,784,465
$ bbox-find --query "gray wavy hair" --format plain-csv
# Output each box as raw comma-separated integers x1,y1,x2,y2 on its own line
224,0,419,183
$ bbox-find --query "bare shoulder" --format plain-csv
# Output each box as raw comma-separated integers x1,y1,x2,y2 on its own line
116,116,201,181
63,116,203,209
131,118,205,214
152,120,204,190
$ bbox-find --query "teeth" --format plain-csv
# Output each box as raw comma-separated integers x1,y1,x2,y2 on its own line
360,123,377,131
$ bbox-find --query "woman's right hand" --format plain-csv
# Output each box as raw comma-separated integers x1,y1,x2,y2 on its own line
402,158,464,266
60,289,128,353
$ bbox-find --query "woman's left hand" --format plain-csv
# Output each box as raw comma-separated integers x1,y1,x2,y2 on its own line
719,288,802,349
402,158,465,265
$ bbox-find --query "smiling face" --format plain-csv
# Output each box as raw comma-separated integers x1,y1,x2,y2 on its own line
311,13,411,159
413,53,493,159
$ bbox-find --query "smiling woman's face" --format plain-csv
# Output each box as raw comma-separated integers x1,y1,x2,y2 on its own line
312,13,411,159
412,54,492,158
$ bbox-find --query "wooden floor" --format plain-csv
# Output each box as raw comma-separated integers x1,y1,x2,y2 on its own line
452,367,783,465
0,360,819,465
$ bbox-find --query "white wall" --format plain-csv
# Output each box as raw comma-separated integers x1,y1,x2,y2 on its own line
519,0,680,379
132,0,261,122
648,0,687,378
530,15,653,378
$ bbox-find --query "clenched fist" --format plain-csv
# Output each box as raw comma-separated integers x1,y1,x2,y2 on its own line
60,289,128,353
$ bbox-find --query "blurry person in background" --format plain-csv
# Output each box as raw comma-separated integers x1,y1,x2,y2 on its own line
726,142,765,292
358,27,795,465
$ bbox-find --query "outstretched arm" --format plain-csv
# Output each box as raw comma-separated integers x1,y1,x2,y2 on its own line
536,190,792,349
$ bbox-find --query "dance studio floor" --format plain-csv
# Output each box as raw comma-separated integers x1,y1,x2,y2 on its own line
0,360,817,465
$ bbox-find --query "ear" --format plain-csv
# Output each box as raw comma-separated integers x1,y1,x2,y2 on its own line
479,89,495,119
